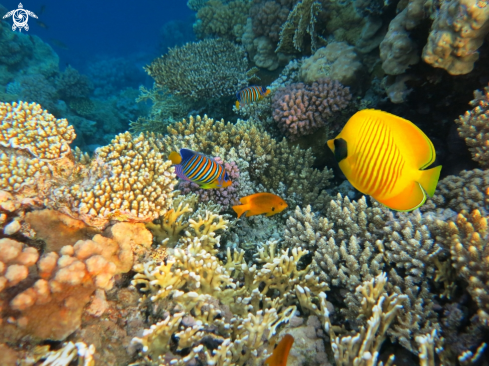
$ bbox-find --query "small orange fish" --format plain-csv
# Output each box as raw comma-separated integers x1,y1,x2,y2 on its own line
232,193,288,218
265,334,294,366
327,109,442,211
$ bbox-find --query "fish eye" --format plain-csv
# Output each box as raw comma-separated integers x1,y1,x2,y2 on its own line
272,207,275,211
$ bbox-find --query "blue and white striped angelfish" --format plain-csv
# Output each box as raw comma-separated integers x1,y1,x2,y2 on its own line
168,148,232,189
235,86,271,110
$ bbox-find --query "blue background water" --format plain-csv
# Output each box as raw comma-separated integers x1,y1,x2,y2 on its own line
2,0,193,69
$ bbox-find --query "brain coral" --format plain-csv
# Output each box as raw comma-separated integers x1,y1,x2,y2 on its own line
144,38,249,100
272,78,351,139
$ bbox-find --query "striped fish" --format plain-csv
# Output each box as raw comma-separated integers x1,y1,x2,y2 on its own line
168,148,232,189
235,86,271,109
327,109,442,211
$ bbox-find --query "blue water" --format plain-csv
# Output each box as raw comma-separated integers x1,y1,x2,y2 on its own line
2,0,193,69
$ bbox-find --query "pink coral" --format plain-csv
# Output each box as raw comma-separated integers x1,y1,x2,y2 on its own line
272,78,351,139
178,158,241,210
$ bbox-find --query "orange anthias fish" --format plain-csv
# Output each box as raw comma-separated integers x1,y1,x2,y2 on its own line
235,86,271,110
265,334,294,366
327,109,442,212
232,193,288,218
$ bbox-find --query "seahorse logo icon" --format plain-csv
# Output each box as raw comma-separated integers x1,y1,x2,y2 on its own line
2,3,38,32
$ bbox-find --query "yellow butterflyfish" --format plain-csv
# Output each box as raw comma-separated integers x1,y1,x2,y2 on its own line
327,109,442,211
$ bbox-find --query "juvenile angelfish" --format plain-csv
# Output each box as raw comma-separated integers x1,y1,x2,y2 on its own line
265,334,294,366
169,148,232,189
327,109,442,211
232,193,288,218
235,86,271,110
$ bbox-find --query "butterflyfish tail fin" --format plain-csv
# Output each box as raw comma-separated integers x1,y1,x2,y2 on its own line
375,181,426,212
232,204,248,218
169,151,182,165
417,165,442,197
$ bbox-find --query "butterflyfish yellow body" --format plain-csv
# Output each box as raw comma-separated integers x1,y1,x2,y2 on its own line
327,109,442,212
264,334,294,366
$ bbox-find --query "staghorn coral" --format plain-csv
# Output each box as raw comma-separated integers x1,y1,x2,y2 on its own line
131,217,328,366
144,39,249,100
272,78,352,140
156,115,334,210
276,0,325,54
455,84,489,167
422,0,489,75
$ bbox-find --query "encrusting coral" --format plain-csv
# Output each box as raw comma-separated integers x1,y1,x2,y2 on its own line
455,84,489,168
144,39,250,100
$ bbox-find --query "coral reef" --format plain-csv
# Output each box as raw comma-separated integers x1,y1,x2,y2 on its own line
55,66,93,101
276,0,325,54
299,42,364,86
156,115,334,210
272,78,352,139
455,84,489,167
194,0,251,42
422,0,489,75
144,39,250,100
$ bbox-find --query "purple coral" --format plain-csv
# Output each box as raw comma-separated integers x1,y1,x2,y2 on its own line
250,0,298,42
178,158,241,211
272,78,351,139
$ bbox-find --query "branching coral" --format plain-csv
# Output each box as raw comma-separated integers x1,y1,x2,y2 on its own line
155,115,333,210
272,78,352,139
50,132,177,230
422,169,489,214
144,39,249,100
131,231,327,365
455,84,489,167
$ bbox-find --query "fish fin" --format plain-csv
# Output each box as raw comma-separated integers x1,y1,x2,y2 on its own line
263,88,271,96
179,148,196,162
232,204,248,218
239,195,252,204
266,211,275,217
235,101,240,110
265,334,294,366
198,182,219,189
375,181,426,212
417,165,442,197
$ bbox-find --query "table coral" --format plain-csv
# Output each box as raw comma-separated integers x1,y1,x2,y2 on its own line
272,78,352,139
455,84,489,167
422,0,489,75
144,39,249,100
